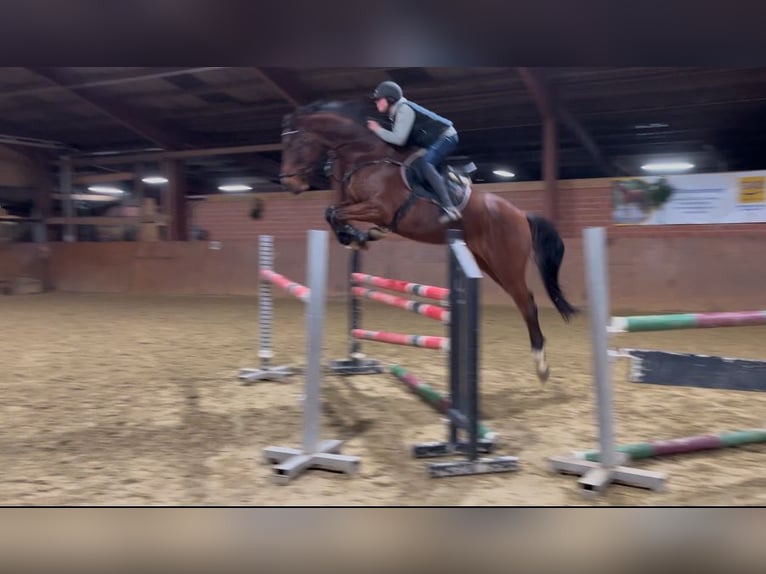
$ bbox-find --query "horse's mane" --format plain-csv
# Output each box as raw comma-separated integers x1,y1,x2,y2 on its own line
290,98,378,129
284,98,407,158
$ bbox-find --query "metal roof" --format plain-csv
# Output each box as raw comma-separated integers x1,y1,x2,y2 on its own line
1,66,765,196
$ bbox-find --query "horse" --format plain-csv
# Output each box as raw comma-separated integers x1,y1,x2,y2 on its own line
277,99,577,382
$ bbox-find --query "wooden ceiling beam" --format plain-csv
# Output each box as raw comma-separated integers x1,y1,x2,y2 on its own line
518,67,620,178
252,67,315,107
68,143,283,167
26,67,191,149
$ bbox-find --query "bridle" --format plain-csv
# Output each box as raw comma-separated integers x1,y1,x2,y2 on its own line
278,126,403,189
277,129,314,180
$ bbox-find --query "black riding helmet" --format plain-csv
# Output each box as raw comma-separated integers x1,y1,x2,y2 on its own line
372,81,403,104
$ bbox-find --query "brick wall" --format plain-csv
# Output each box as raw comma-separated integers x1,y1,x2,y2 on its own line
191,179,766,241
192,193,331,240
181,180,766,311
6,177,766,312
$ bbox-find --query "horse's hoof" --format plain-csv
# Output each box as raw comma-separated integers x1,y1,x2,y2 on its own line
532,349,550,383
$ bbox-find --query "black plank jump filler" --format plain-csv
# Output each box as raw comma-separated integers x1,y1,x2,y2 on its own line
624,349,766,393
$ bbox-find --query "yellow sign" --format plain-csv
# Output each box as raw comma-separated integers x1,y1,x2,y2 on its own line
739,176,765,203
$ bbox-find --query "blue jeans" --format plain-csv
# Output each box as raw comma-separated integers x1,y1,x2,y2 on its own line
423,133,459,168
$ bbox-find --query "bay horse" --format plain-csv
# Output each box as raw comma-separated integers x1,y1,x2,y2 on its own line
278,100,577,381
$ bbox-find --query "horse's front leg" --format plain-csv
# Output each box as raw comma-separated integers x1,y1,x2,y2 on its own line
325,204,364,248
325,202,386,250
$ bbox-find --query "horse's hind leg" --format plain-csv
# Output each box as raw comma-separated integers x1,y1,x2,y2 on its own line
473,249,550,382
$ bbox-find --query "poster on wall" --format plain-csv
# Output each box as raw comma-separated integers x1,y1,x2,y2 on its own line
611,170,766,225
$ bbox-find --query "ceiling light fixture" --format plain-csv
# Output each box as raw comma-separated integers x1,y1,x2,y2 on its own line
87,185,125,195
141,176,169,185
641,162,694,173
492,169,515,178
218,184,253,192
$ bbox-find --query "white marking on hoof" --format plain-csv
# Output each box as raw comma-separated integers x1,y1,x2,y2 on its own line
532,349,550,382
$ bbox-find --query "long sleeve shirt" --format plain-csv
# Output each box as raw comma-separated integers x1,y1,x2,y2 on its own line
371,99,416,146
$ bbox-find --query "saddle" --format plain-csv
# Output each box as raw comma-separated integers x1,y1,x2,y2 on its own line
399,150,474,214
323,148,476,233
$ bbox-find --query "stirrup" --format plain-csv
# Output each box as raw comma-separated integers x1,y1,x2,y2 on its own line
447,172,471,188
438,207,462,223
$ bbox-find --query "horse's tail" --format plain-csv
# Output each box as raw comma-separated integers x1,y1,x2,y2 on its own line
526,213,578,321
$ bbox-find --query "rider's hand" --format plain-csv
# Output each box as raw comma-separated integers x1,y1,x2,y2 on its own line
367,120,381,131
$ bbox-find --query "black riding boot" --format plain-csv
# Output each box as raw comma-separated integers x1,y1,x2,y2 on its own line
422,162,461,222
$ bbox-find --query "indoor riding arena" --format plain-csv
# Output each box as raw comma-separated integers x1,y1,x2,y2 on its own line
1,67,765,506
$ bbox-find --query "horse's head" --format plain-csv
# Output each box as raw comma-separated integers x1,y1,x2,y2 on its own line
278,111,329,193
279,100,385,193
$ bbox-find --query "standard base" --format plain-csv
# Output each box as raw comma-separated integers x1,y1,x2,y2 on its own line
412,439,495,458
264,439,361,485
426,456,519,478
549,455,667,495
328,357,384,375
238,365,294,383
412,439,518,478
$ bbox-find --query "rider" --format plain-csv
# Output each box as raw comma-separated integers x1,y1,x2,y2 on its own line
366,81,462,222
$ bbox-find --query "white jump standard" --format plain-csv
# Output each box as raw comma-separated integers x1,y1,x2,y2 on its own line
238,234,295,383
548,227,667,495
262,230,361,484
